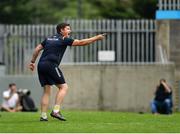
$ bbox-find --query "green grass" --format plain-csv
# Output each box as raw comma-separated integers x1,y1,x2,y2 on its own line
0,110,180,133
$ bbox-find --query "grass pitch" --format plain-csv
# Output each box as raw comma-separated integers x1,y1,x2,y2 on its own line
0,110,180,133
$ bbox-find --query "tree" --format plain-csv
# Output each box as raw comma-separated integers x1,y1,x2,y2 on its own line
90,0,157,19
0,0,68,24
132,0,157,19
0,0,157,24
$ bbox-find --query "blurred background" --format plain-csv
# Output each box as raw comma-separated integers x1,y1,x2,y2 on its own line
0,0,157,24
0,0,180,113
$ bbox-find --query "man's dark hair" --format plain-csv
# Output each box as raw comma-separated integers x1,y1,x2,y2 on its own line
9,83,16,88
160,78,166,83
56,23,70,34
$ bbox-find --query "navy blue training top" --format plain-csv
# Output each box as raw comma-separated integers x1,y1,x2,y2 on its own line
155,84,172,102
38,34,74,65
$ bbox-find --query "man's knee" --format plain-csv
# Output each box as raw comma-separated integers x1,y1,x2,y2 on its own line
43,85,51,94
150,100,154,105
58,84,68,91
151,100,157,106
164,99,171,105
62,84,68,91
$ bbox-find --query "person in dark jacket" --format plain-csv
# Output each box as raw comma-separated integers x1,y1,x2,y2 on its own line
151,79,173,114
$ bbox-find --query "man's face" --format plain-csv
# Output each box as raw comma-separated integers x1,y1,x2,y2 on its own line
10,85,17,92
61,26,71,37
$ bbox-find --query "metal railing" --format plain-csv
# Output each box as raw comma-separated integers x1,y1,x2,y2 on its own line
158,0,180,10
2,19,156,75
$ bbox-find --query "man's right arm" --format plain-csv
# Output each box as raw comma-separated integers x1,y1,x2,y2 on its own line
161,82,172,93
3,91,10,100
72,34,105,46
29,44,43,71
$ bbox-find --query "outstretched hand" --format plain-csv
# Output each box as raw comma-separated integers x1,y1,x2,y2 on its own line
96,33,107,40
102,33,107,36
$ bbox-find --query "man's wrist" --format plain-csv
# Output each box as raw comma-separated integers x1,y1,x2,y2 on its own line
94,35,99,41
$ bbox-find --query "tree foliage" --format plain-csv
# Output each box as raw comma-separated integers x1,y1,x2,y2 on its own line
0,0,157,24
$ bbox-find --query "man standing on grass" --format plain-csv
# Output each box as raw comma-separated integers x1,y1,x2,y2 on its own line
29,23,105,121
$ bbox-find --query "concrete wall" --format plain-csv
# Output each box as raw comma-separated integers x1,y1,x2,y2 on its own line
0,65,5,76
0,64,175,112
169,21,180,71
156,20,180,72
156,20,170,61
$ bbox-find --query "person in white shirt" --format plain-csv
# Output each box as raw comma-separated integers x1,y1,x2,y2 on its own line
1,83,22,112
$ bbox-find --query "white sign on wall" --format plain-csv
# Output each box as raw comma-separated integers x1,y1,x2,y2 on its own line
98,51,115,61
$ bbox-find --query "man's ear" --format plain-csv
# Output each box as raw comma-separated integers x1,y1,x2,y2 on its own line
60,28,64,34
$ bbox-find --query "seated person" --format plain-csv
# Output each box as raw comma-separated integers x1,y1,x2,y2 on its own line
1,83,22,112
151,79,173,114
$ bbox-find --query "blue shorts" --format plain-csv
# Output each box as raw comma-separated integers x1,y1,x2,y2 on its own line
37,61,66,87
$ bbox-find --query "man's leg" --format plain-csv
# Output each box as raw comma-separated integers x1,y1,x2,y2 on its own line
164,98,172,114
40,85,51,121
151,100,158,114
15,105,22,112
55,83,68,106
1,106,15,112
50,83,68,121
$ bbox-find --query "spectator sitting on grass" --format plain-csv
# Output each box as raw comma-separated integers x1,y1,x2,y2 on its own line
151,79,173,115
1,83,22,112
